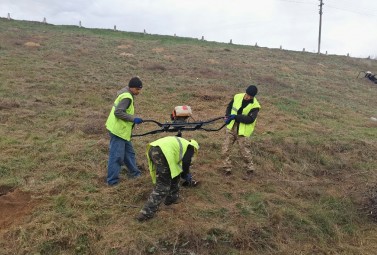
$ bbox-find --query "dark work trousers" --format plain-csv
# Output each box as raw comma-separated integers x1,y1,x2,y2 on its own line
140,146,180,217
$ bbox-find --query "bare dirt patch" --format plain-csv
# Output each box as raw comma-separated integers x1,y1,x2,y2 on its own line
0,187,37,230
363,184,377,222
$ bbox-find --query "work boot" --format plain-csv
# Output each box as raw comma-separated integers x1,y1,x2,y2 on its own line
164,197,180,206
136,213,153,222
182,178,199,187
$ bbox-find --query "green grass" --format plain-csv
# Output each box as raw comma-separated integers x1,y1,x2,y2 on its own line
1,18,377,255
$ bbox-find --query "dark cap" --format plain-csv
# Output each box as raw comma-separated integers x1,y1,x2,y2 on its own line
246,85,258,96
128,76,143,88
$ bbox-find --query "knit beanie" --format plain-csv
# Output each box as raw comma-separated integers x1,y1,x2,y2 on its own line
128,77,143,88
246,85,258,96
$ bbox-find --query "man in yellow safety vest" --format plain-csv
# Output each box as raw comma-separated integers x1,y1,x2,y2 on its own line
105,77,144,186
222,85,261,178
137,136,199,221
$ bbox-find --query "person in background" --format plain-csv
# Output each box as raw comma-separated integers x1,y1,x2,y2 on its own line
137,136,199,222
105,76,144,186
222,85,261,178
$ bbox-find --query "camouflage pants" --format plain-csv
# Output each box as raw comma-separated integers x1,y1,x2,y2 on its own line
221,125,255,172
140,146,180,218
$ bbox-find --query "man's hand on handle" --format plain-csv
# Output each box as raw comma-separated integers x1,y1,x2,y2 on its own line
133,118,143,124
224,115,236,125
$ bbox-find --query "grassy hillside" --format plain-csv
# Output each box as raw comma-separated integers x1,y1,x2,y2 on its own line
1,18,377,255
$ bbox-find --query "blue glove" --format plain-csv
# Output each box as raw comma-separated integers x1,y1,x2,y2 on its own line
133,118,143,124
182,173,198,187
225,115,236,124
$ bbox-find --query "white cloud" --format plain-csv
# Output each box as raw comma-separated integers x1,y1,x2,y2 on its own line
1,0,377,57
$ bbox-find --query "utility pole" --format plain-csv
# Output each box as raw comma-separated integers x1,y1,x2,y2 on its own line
318,0,324,54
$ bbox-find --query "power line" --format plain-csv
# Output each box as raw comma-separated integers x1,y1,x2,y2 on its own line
326,0,377,12
275,0,377,16
273,0,314,4
326,4,377,17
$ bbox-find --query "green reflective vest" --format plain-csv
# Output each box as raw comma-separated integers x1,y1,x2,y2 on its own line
226,93,261,137
147,136,192,184
105,92,134,141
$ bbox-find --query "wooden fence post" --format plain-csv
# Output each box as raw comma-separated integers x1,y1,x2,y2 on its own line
255,42,258,47
114,25,117,31
303,48,305,52
201,36,204,41
43,17,46,24
7,13,11,20
79,21,82,28
230,39,232,44
144,29,146,35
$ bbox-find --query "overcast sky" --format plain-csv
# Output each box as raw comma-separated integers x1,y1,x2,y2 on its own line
2,0,377,58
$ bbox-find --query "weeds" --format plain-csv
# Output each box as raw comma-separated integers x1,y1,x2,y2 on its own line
1,18,377,255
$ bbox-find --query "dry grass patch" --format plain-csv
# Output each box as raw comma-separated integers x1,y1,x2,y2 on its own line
117,44,132,49
119,52,134,57
1,18,377,255
144,63,167,71
24,41,41,47
163,54,175,62
152,47,164,53
207,58,220,65
0,99,20,110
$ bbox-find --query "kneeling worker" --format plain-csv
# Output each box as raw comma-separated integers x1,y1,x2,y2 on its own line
137,136,199,222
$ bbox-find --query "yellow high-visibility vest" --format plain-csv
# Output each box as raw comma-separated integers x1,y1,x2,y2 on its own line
227,93,261,137
105,92,134,141
146,136,195,184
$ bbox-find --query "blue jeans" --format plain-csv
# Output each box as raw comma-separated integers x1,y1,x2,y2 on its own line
107,133,141,185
